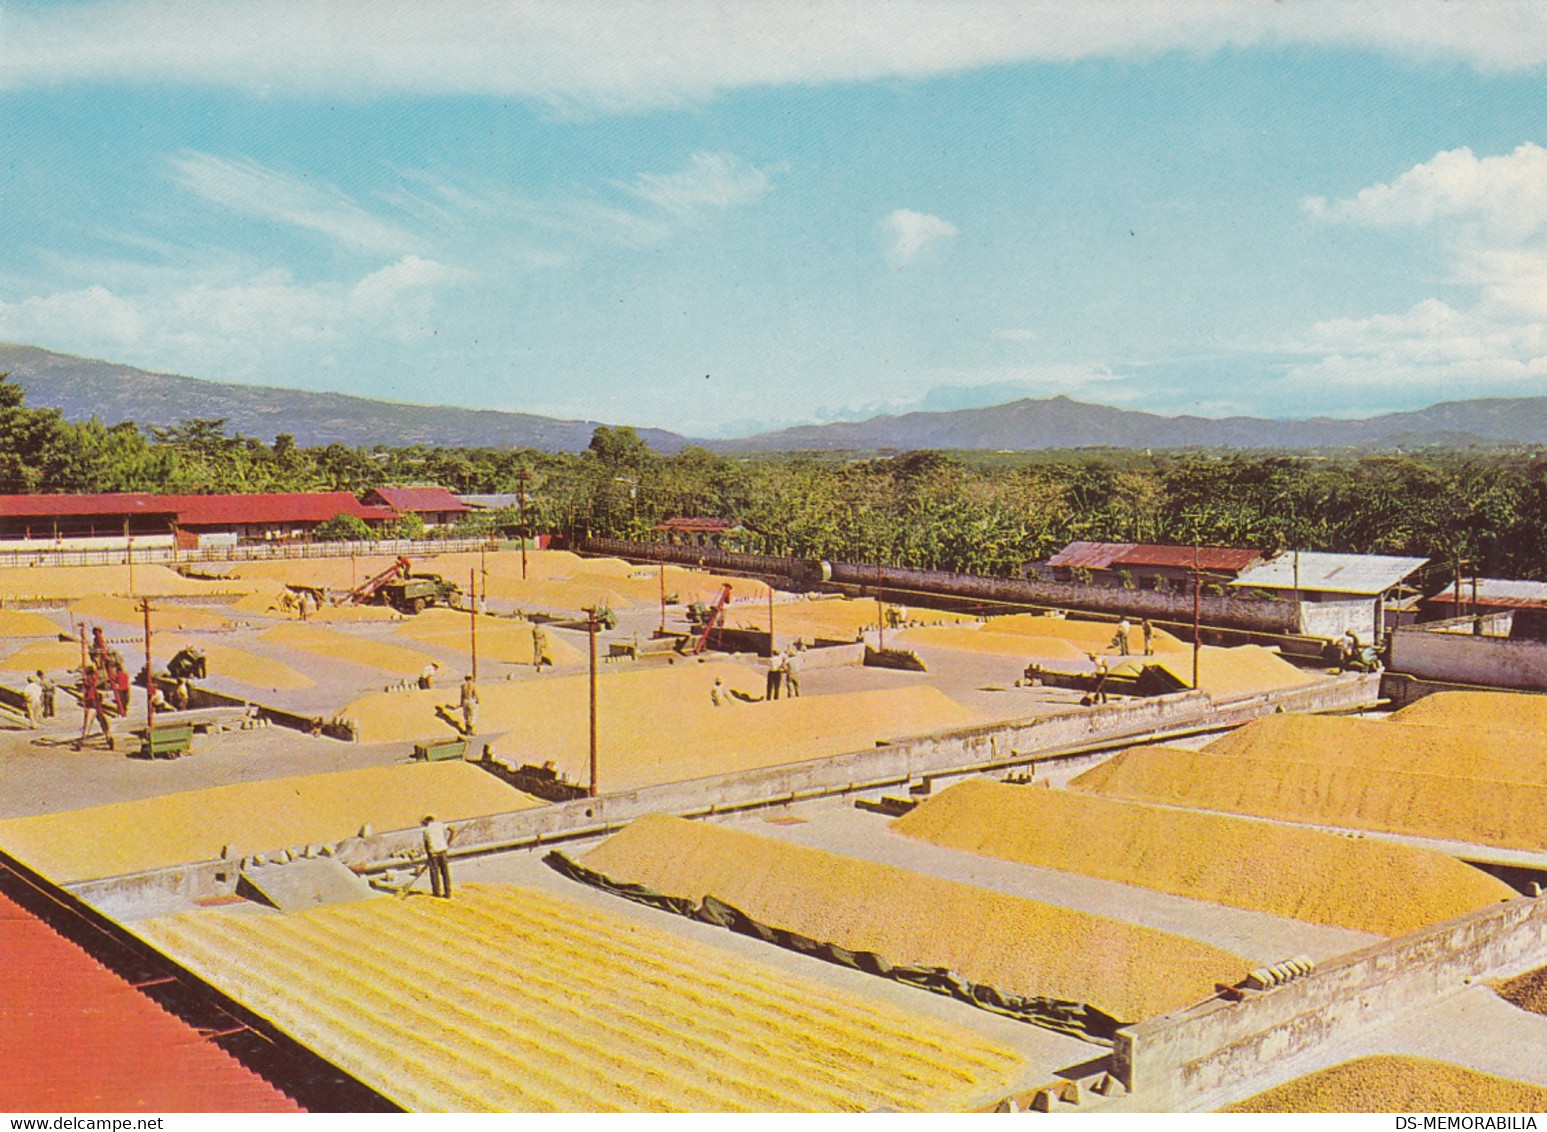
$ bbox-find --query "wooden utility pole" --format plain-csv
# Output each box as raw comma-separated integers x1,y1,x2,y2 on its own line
124,518,134,595
586,607,599,798
469,568,478,680
1192,543,1202,691
768,582,775,644
517,468,530,580
141,599,154,735
659,548,667,634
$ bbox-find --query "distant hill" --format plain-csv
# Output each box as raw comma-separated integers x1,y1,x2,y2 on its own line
0,345,687,454
709,394,1547,452
7,342,1546,455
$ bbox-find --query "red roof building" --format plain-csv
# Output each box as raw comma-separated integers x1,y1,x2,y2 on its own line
1038,541,1264,588
0,492,398,546
361,486,471,529
0,886,301,1113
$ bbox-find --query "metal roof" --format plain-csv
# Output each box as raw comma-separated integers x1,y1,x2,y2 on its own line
0,492,397,526
174,492,397,527
0,887,301,1112
0,493,180,518
364,486,472,514
1230,551,1428,595
1115,544,1264,572
459,493,522,509
1047,541,1263,574
1426,578,1547,609
1046,541,1136,570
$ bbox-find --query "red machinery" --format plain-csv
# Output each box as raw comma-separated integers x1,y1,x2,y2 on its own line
347,556,412,605
693,583,732,655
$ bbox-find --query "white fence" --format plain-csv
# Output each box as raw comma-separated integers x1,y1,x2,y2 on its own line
0,537,497,570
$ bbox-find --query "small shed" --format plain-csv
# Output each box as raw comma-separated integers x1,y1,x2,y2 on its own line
1230,551,1428,642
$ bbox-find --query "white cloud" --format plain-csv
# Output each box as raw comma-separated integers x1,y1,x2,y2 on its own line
1287,143,1547,395
6,2,1546,110
883,209,958,267
0,254,465,373
627,152,772,217
169,151,423,254
1303,143,1547,240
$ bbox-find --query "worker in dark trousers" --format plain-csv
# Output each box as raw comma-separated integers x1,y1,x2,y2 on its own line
1141,619,1155,656
421,815,452,899
1092,656,1110,705
765,651,784,701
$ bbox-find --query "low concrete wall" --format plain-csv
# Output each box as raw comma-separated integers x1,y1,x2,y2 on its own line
1391,624,1547,693
1114,894,1547,1107
333,673,1378,872
64,673,1379,915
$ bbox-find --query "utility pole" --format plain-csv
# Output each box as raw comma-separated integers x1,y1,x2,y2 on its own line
124,518,134,596
516,468,530,580
1292,550,1302,636
141,599,154,736
1454,555,1463,620
586,606,599,798
876,561,885,651
469,568,478,680
659,547,667,635
1192,542,1202,692
768,581,775,645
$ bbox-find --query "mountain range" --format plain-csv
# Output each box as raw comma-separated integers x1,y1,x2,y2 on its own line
4,343,1546,454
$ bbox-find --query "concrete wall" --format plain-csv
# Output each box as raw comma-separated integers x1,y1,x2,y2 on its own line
65,673,1379,917
576,536,1300,635
1390,624,1547,693
1115,894,1547,1108
1297,596,1377,641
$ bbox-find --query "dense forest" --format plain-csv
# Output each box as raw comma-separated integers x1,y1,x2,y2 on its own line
3,375,1544,583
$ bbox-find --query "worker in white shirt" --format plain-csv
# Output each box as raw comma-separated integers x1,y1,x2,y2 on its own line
22,673,42,727
421,814,452,898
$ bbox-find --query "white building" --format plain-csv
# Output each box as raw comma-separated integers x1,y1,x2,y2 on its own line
1229,551,1428,642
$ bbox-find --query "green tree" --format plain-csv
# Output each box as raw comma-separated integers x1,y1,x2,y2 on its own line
314,513,375,541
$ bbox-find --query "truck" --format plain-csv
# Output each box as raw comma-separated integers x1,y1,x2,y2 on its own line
377,575,461,614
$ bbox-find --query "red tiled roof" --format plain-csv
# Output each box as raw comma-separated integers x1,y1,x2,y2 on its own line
171,492,397,527
363,486,471,514
0,493,180,518
0,888,301,1113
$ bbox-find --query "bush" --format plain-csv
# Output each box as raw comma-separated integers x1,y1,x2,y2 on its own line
313,513,375,542
387,511,426,540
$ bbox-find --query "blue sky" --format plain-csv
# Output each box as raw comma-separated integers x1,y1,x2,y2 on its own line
2,3,1547,437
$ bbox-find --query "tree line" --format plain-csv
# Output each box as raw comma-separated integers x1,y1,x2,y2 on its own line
3,375,1543,583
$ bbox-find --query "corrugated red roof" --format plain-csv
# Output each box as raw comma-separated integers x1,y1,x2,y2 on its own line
1046,540,1261,573
0,492,397,526
1115,544,1264,572
0,889,301,1113
363,486,471,515
1046,541,1136,570
172,492,397,527
0,493,180,518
